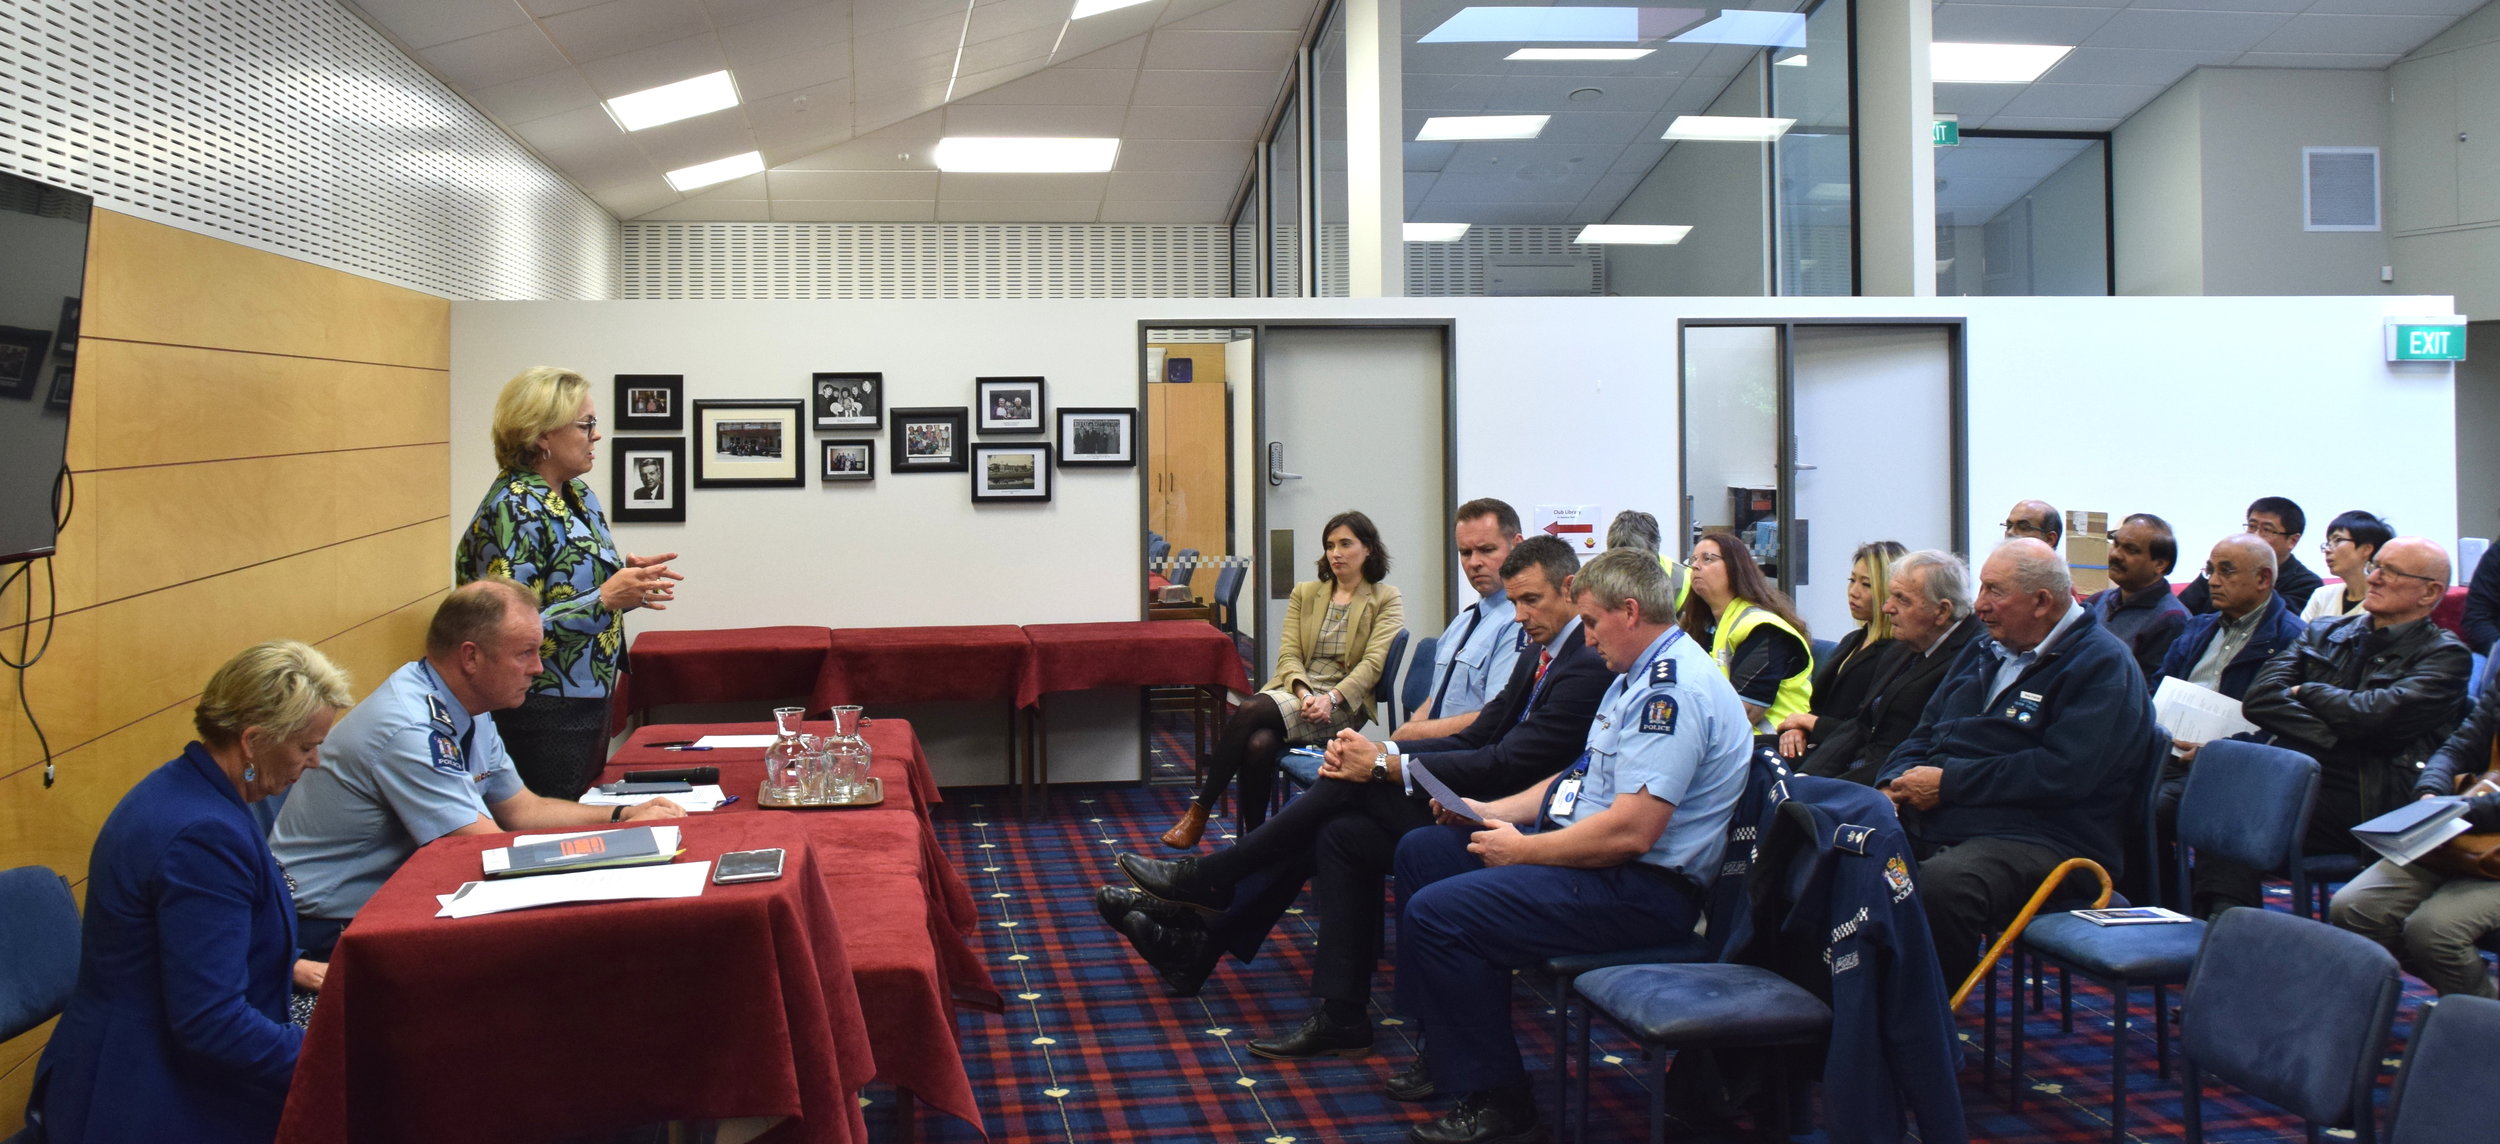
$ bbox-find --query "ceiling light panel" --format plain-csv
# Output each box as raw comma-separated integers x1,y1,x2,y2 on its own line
932,136,1122,172
1071,0,1155,16
1416,114,1550,140
666,151,766,191
1661,115,1795,141
1670,11,1805,48
1931,42,2073,84
606,71,741,132
1405,222,1471,241
1420,7,1704,44
1575,223,1691,243
1506,48,1656,61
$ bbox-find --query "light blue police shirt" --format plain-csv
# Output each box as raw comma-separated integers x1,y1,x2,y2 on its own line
269,658,524,920
1427,588,1524,718
1549,626,1753,884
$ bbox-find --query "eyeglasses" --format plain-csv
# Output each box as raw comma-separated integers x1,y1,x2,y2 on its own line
2200,563,2247,580
2243,519,2288,538
2000,520,2050,537
571,418,599,434
1689,551,1724,567
2365,561,2443,587
2319,535,2353,555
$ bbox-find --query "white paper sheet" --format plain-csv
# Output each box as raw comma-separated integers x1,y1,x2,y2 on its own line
580,784,729,811
435,860,711,918
1405,757,1484,823
2152,676,2259,746
693,734,777,748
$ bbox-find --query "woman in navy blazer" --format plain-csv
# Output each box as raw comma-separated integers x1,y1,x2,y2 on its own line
29,641,354,1144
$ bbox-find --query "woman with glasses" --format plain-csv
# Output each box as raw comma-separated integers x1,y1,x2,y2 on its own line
456,367,687,798
1680,530,1814,733
2303,510,2393,624
1776,540,1907,760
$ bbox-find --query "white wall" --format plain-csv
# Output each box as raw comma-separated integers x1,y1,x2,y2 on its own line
2025,147,2109,297
1603,56,1770,297
2114,71,2206,296
2392,1,2500,318
453,294,2454,782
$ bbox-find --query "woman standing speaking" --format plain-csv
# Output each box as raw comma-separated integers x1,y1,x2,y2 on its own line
457,366,684,798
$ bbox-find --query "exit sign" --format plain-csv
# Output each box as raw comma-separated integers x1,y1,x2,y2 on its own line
1932,115,1959,146
2386,318,2467,362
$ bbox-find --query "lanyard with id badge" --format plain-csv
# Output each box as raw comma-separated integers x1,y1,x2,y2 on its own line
1546,629,1683,825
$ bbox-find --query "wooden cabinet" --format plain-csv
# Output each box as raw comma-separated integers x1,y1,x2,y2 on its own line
1146,343,1232,598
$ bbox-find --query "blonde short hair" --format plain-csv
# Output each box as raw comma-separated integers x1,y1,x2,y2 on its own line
194,641,354,748
491,366,591,472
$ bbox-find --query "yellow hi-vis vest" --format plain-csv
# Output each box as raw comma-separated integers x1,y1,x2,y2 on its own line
1711,598,1814,733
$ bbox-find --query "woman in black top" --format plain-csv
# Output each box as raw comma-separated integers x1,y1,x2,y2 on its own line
1777,540,1910,759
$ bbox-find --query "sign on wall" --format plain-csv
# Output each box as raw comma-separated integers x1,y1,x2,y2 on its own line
2385,317,2466,363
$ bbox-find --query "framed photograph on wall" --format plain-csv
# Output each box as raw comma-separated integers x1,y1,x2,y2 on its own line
0,326,55,401
44,363,73,411
889,406,968,473
610,436,687,522
975,376,1046,434
616,374,683,432
821,439,875,483
52,297,79,362
693,399,806,488
1056,407,1136,467
813,372,883,431
972,443,1053,503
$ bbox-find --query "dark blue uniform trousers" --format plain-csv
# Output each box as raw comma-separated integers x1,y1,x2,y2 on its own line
1392,824,1702,1095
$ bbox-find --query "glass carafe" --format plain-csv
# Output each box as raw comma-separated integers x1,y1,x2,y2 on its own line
762,705,809,802
826,705,873,800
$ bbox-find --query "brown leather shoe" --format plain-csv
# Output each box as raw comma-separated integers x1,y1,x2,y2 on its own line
1160,802,1210,850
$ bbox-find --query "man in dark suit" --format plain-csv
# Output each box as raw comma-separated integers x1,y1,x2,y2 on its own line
1799,548,1980,785
1098,536,1608,1082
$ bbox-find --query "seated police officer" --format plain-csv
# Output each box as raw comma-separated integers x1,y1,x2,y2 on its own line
1877,539,2153,991
1387,548,1753,1144
1394,498,1527,738
271,579,684,956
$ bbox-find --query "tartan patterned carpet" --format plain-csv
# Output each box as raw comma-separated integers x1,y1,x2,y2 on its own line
866,728,2441,1144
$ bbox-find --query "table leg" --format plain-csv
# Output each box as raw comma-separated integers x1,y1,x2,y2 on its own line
1033,700,1050,817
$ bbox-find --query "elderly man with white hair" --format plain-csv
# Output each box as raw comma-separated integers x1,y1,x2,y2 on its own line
1877,538,2157,990
1794,548,1982,785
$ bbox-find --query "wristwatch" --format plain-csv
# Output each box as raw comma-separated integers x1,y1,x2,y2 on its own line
1373,741,1398,783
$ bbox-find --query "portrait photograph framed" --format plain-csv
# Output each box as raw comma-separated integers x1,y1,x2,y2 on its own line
975,376,1046,434
692,399,806,488
972,443,1053,504
1055,407,1137,467
615,374,684,432
609,436,687,523
0,325,56,401
820,439,875,483
889,406,968,473
813,372,883,431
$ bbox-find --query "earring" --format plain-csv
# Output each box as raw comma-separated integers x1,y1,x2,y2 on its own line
242,765,258,783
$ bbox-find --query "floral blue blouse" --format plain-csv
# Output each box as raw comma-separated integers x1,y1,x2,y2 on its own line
454,469,623,698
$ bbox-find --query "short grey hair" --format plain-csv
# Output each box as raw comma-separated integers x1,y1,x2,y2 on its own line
1993,537,2074,598
1572,546,1678,623
194,641,354,748
1893,549,1974,620
1606,510,1661,555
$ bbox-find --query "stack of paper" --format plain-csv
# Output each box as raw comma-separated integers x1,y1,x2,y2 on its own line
580,784,731,812
2152,677,2259,745
2353,799,2474,866
435,861,712,918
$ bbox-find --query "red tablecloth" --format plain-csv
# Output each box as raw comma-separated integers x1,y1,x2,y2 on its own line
628,626,835,714
813,625,1030,710
608,720,998,1133
1017,620,1253,708
278,815,869,1144
1147,572,1172,591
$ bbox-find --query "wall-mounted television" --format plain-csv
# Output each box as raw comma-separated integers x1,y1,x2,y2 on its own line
0,171,89,565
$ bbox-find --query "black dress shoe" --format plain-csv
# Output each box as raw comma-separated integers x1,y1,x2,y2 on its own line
1407,1092,1541,1144
1113,909,1219,996
1095,884,1200,931
1385,1054,1437,1102
1116,852,1230,914
1247,1009,1375,1060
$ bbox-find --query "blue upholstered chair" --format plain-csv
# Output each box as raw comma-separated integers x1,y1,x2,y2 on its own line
2385,994,2500,1143
1568,962,1829,1144
1147,537,1171,576
1211,563,1245,632
1,865,82,1142
2180,907,2401,1144
1169,548,1200,589
1398,635,1438,726
2010,739,2320,1143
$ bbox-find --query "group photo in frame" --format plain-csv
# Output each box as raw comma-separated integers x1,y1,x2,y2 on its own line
1055,407,1136,467
975,376,1045,434
615,374,684,432
821,439,875,483
972,443,1053,503
813,372,883,431
610,437,687,523
889,406,968,473
693,399,806,488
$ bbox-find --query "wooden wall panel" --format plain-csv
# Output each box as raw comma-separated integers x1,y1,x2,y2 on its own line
0,210,451,1124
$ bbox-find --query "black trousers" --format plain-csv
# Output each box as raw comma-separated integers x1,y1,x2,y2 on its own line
495,692,613,800
1911,834,2069,991
1194,776,1436,1003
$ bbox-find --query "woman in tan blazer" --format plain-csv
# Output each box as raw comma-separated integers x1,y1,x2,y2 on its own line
1163,510,1406,848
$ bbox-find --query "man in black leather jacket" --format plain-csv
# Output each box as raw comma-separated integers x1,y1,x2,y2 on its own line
2200,537,2474,915
2329,668,2500,997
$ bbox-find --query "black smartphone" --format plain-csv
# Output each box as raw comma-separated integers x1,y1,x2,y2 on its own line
713,848,787,884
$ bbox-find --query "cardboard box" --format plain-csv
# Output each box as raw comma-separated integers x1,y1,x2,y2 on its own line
2068,534,2111,595
2066,510,2108,537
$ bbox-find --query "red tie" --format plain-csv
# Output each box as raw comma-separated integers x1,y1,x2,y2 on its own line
1535,649,1552,682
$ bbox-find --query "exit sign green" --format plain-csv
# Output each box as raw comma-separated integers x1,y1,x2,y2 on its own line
2386,318,2467,362
1932,116,1959,146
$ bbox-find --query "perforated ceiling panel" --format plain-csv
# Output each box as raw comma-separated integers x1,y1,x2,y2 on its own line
0,0,617,300
1406,227,1608,297
621,223,1233,300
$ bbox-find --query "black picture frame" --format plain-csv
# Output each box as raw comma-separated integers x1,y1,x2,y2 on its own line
972,443,1053,503
53,297,79,362
44,362,73,411
692,399,806,488
975,376,1046,434
889,407,968,473
610,436,687,522
812,372,883,431
615,374,683,432
0,325,55,401
1056,407,1137,467
820,439,875,483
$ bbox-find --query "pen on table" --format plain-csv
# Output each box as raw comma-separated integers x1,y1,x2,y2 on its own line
660,745,713,751
716,795,739,808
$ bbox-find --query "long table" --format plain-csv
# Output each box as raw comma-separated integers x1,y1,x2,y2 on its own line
278,814,872,1144
606,719,1001,1135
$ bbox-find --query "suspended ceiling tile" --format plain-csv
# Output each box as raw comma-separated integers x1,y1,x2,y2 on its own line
630,114,762,168
540,0,716,63
1404,140,1458,172
771,198,944,220
1415,199,1583,223
756,123,862,165
1403,41,1518,76
2040,46,2237,88
1170,0,1320,34
854,0,970,36
770,169,942,196
860,109,950,138
1530,111,1662,146
936,199,1104,220
1401,73,1501,113
778,132,943,170
1422,170,1608,204
534,139,665,186
1494,74,1684,113
512,103,630,151
1053,36,1151,69
1995,81,2165,121
967,0,1075,42
1980,115,2126,131
2117,0,2308,12
1931,3,2121,46
747,75,856,135
736,41,855,99
345,0,534,51
2234,51,2406,69
1117,138,1251,170
522,0,610,16
958,28,1069,75
681,172,772,199
1933,83,2021,124
1099,199,1232,222
2083,8,2294,52
1122,103,1268,139
589,179,686,217
942,102,1131,134
2251,13,2458,55
956,66,1141,104
716,3,854,62
703,0,836,26
949,62,1063,101
1141,28,1302,70
1131,68,1285,107
640,198,777,220
1440,140,1626,172
469,69,605,125
1608,141,1666,174
575,31,732,96
857,12,973,62
2309,0,2486,13
1057,11,1167,59
418,25,570,90
1106,169,1242,199
1153,0,1236,27
940,172,1112,199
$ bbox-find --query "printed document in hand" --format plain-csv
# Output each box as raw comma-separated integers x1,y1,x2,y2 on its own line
581,784,729,811
435,860,711,918
1405,757,1483,823
2353,798,2474,866
2152,676,2259,746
